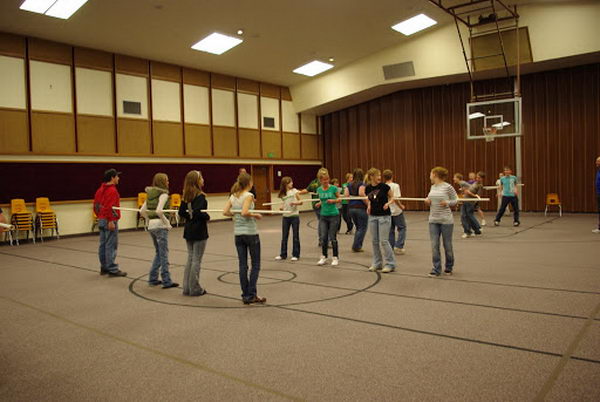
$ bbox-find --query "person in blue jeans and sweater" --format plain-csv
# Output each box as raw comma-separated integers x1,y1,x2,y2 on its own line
275,176,302,261
594,156,600,234
425,166,458,277
140,173,178,289
224,172,266,305
494,166,520,227
344,168,368,252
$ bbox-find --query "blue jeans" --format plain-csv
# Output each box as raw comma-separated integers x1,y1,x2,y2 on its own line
341,204,353,232
184,239,206,296
369,215,395,269
461,203,481,235
429,223,454,274
280,216,300,258
98,219,119,273
235,234,261,302
149,228,173,286
318,215,339,257
389,214,407,249
349,208,368,250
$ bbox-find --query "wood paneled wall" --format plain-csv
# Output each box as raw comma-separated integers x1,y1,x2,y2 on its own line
322,63,600,213
0,31,320,161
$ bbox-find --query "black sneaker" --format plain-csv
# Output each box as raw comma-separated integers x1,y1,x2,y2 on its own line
494,221,500,226
190,288,207,296
148,280,162,286
428,272,441,278
513,221,520,227
100,270,109,275
108,270,127,277
162,282,179,289
443,270,453,276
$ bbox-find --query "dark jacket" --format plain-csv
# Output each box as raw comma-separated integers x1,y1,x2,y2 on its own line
178,194,210,241
94,183,121,221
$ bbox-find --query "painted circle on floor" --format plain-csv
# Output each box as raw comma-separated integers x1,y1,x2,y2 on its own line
217,269,297,285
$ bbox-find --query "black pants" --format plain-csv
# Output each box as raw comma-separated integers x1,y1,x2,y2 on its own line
280,216,300,258
495,196,520,223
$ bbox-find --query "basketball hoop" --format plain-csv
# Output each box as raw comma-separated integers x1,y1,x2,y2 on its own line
482,126,497,142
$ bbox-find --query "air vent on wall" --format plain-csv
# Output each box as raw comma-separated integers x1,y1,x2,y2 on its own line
123,101,141,115
382,61,415,80
263,117,275,128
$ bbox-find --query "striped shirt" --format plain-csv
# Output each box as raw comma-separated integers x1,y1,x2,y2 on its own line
427,182,458,224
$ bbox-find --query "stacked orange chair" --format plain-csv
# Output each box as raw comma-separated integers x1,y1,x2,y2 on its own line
137,192,147,229
35,197,60,241
10,199,35,245
170,193,182,226
91,210,99,232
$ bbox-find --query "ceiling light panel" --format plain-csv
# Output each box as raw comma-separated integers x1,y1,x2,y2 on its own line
45,0,89,19
191,33,243,55
19,0,56,14
293,61,334,77
391,14,437,36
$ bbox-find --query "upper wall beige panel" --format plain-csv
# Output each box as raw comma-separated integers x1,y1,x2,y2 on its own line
282,100,298,133
116,73,148,119
301,114,316,134
237,92,258,129
183,84,209,125
211,88,235,127
0,55,26,109
76,67,113,116
260,96,279,131
30,60,72,113
152,79,181,122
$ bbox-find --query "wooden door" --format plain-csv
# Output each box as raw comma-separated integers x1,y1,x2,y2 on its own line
251,165,271,208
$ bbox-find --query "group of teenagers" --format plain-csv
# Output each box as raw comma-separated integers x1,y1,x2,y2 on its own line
92,163,524,305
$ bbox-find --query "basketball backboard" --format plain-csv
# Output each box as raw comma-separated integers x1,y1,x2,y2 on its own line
466,97,522,140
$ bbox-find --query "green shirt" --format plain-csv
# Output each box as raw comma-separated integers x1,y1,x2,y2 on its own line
341,183,349,205
317,185,340,216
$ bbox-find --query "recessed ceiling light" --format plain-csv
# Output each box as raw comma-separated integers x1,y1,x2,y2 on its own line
391,14,437,36
237,29,244,35
20,0,89,19
293,60,334,77
328,57,335,62
191,32,243,55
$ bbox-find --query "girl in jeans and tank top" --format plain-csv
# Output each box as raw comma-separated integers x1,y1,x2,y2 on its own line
344,168,368,252
140,173,178,289
365,168,396,273
224,173,266,305
425,166,458,277
316,171,341,266
275,176,302,261
178,170,210,296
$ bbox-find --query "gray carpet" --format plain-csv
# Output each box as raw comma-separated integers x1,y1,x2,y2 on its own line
1,211,599,401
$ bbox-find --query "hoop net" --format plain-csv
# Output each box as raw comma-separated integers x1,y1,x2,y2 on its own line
482,126,498,142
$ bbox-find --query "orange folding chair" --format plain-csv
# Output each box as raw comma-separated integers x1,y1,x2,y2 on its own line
170,193,182,226
137,192,147,229
544,193,562,217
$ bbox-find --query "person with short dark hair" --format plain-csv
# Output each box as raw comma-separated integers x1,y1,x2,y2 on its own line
425,167,458,277
94,168,126,277
345,168,368,252
494,166,520,227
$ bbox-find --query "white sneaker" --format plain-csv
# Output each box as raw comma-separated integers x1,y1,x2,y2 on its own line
381,267,394,273
481,219,487,226
317,257,327,266
461,233,472,239
368,266,380,272
592,229,600,234
394,248,406,255
331,257,339,266
291,257,299,261
274,256,283,260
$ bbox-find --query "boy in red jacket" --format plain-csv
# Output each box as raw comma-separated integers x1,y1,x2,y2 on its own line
94,169,127,276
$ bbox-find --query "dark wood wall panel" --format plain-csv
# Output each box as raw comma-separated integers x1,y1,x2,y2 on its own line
323,64,600,212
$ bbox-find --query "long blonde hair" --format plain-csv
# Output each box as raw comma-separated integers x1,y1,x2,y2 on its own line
279,176,292,199
366,168,380,184
231,173,252,196
182,170,205,202
152,173,169,191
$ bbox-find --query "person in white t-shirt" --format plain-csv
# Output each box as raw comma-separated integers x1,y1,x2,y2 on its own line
383,169,407,255
275,176,302,261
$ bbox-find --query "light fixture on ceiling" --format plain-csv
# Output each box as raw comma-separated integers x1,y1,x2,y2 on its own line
468,112,485,119
328,57,335,62
293,60,334,77
20,0,89,19
191,32,243,55
237,29,244,35
391,13,437,36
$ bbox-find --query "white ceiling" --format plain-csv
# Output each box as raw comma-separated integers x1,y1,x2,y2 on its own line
0,0,457,86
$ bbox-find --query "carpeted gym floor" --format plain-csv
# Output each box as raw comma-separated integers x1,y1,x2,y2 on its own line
1,211,599,401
